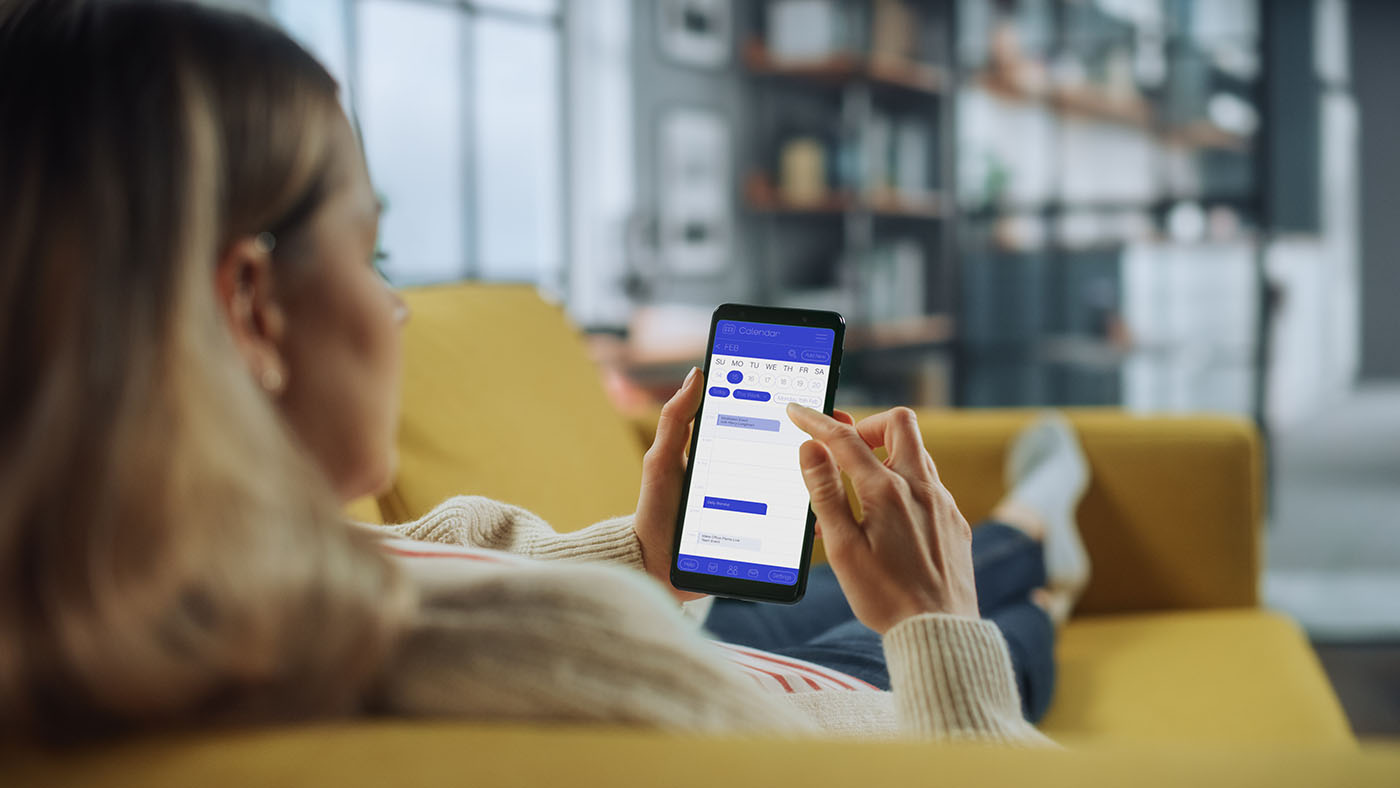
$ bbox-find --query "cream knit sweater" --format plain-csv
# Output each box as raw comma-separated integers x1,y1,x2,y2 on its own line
370,496,1051,745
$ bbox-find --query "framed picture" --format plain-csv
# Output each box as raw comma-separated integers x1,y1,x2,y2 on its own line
657,0,731,69
658,107,731,274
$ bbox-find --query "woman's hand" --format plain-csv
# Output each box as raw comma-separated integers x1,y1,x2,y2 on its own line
634,367,707,602
787,403,979,634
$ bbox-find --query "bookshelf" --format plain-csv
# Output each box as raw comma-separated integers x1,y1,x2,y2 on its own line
738,0,960,407
612,0,1271,417
742,40,951,95
954,0,1265,410
743,172,946,219
847,313,956,349
1161,120,1251,153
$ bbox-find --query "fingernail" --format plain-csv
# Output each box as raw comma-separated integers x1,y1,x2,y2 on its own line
786,402,811,416
686,366,699,385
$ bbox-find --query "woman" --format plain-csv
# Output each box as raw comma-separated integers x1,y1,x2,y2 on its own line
0,0,1085,744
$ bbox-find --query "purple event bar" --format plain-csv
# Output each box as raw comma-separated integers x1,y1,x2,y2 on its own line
702,496,768,515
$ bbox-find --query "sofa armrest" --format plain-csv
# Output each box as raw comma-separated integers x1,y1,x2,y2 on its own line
853,409,1263,616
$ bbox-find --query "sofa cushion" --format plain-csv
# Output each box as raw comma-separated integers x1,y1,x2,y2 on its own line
1042,608,1352,745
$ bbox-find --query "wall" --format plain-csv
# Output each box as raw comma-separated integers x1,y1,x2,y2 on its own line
1352,0,1400,379
566,0,637,329
628,0,756,309
1260,0,1361,425
205,0,269,15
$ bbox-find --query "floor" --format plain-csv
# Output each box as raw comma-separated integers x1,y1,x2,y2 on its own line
1313,642,1400,739
1262,382,1400,736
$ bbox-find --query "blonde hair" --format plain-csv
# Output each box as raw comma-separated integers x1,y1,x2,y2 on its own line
0,0,410,742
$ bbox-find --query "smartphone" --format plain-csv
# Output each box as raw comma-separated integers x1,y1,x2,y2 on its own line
669,304,845,603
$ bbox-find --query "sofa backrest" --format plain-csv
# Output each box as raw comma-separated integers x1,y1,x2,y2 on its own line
371,283,643,530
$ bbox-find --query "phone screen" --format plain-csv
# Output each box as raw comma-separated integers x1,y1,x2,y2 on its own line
674,318,837,589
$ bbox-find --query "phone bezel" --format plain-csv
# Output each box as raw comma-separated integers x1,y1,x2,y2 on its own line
668,303,845,604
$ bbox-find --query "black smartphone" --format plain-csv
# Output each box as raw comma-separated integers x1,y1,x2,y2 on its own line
669,303,846,604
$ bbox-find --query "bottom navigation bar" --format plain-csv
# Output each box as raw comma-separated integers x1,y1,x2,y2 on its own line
677,553,798,586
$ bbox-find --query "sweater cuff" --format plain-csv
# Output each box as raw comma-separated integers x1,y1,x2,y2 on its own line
528,514,646,570
882,613,1029,741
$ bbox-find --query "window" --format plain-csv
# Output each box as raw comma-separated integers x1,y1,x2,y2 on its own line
272,0,564,288
473,14,562,282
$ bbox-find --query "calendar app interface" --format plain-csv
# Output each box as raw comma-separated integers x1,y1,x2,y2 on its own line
677,319,836,586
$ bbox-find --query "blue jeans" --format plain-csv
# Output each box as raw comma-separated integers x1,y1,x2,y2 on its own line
702,522,1057,722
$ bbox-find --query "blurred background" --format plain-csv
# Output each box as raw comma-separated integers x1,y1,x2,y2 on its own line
223,0,1394,733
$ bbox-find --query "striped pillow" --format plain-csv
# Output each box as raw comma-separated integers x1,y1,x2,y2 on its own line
376,538,877,695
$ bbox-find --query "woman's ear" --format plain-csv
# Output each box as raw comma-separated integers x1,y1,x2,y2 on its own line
214,236,290,395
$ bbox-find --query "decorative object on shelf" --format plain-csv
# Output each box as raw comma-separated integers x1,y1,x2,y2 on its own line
778,136,827,205
869,0,917,65
862,238,925,322
1166,201,1206,243
981,151,1011,211
658,108,731,274
766,0,850,64
892,116,931,201
987,19,1049,96
657,0,732,69
861,110,892,196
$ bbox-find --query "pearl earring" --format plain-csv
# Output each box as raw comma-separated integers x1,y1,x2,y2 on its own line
260,366,284,393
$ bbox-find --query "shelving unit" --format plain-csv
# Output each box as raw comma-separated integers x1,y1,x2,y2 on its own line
612,0,1274,419
743,172,946,219
847,313,956,349
975,70,1153,128
1161,120,1251,153
742,40,952,95
955,0,1264,410
737,0,960,407
971,69,1252,152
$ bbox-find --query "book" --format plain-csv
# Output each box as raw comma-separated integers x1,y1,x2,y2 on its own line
768,0,841,63
893,117,930,200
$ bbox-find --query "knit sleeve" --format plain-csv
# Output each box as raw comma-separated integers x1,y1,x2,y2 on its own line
373,496,644,569
881,613,1055,745
370,561,819,735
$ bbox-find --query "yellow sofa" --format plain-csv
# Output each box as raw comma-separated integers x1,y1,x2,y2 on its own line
372,283,1353,746
10,283,1396,785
